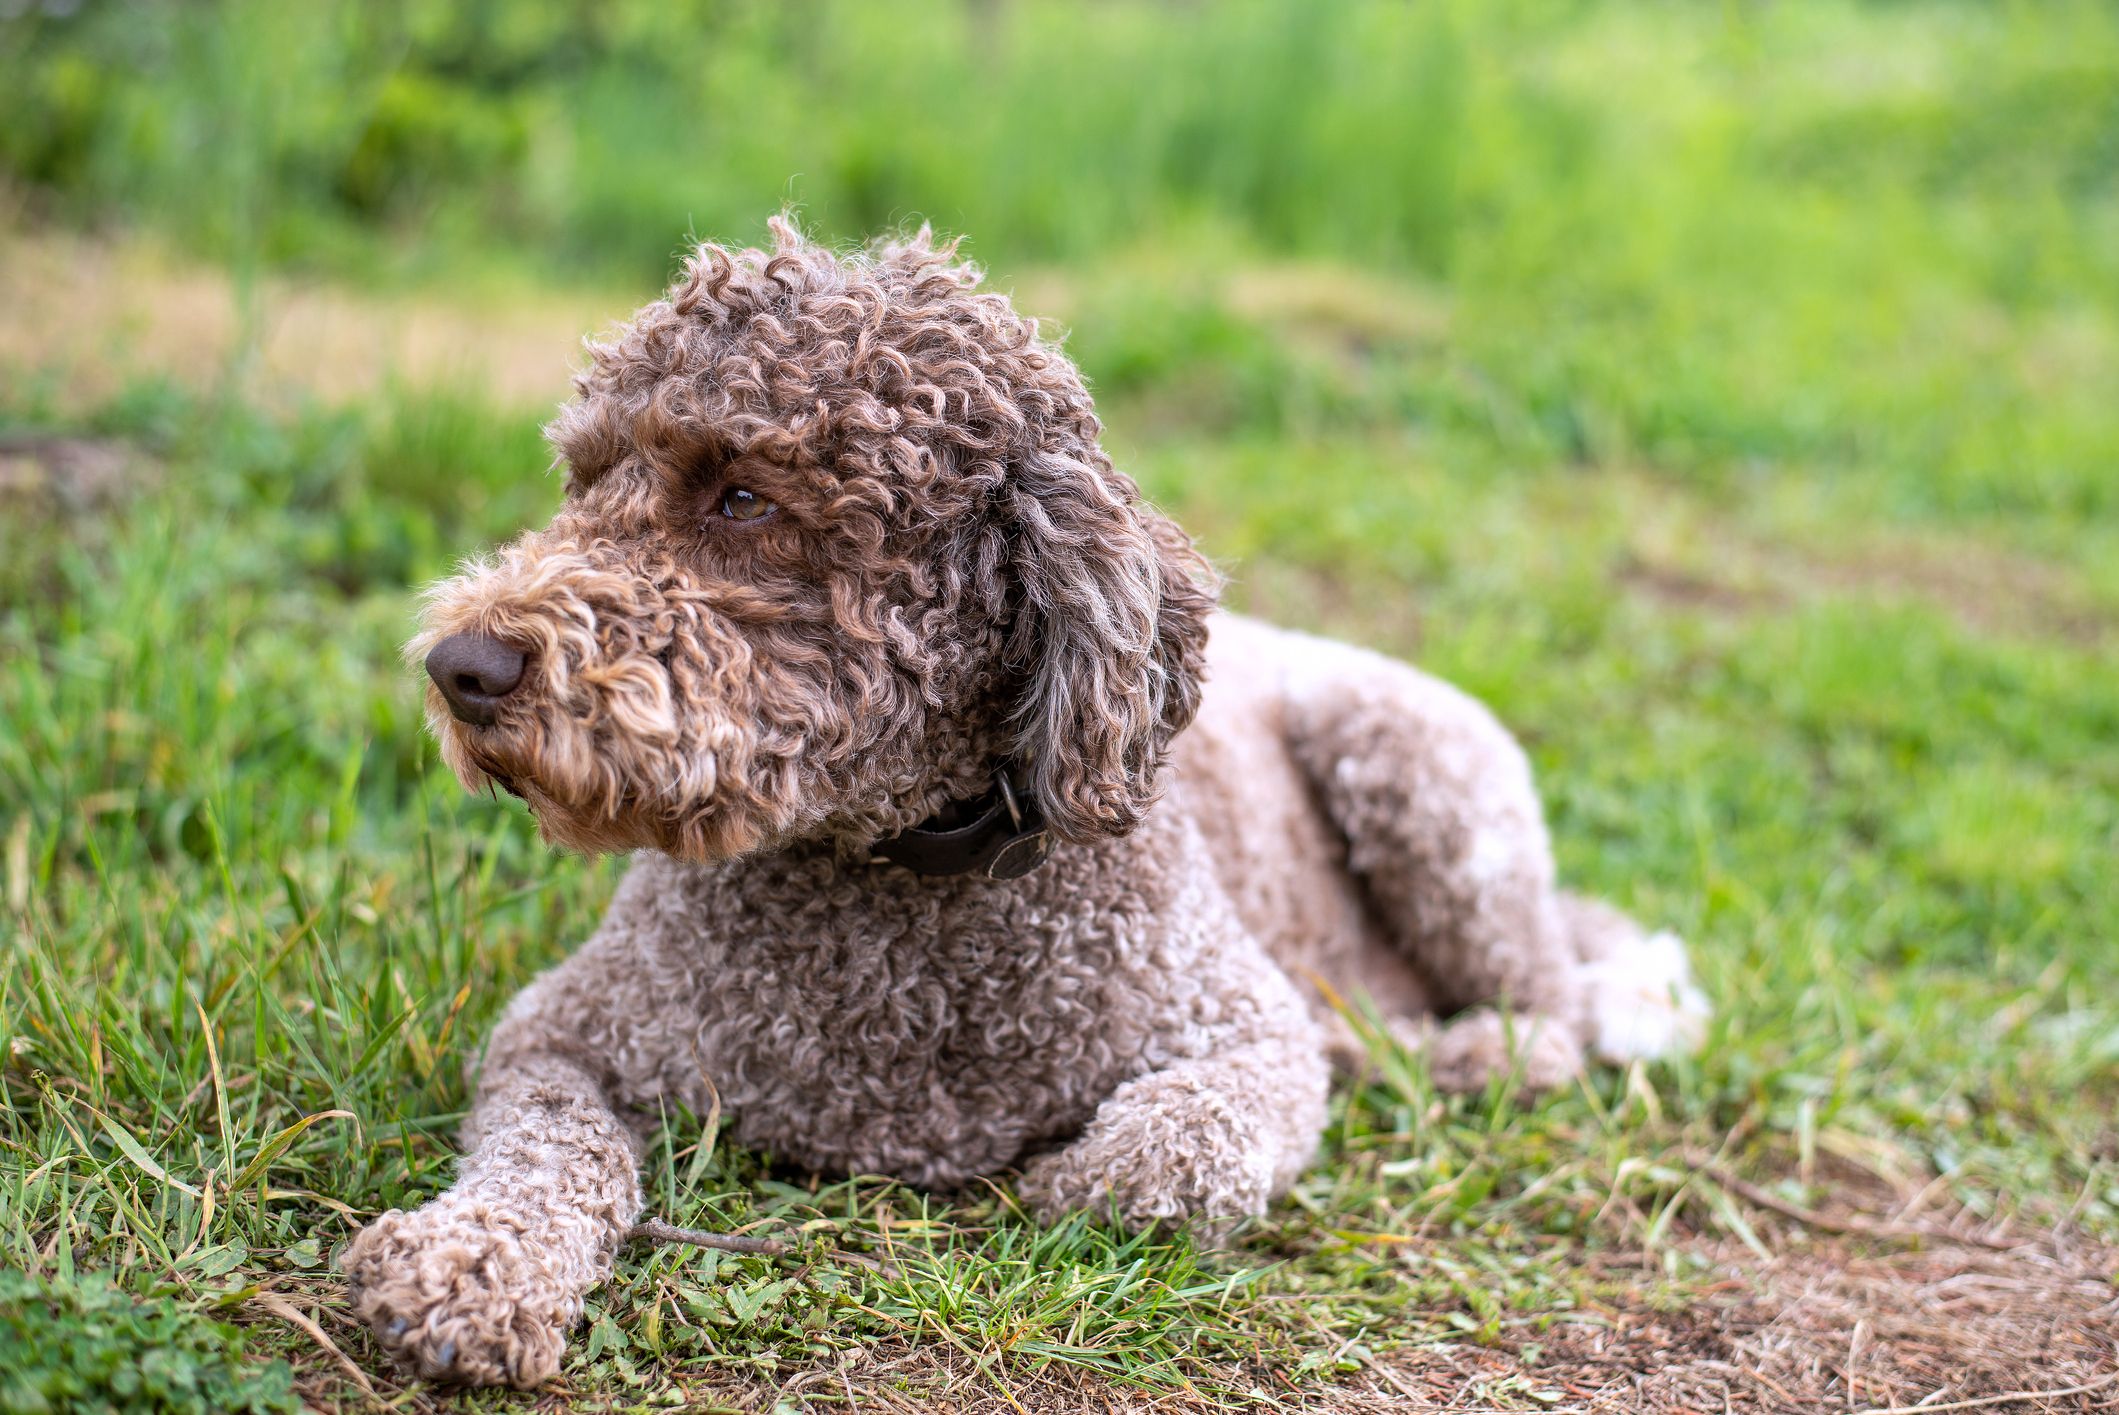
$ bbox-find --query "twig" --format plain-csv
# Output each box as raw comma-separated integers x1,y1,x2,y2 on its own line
1362,1357,1423,1402
628,1217,788,1255
248,1293,386,1409
1850,1368,2119,1415
1740,1361,1804,1409
629,1214,900,1274
1683,1154,2021,1254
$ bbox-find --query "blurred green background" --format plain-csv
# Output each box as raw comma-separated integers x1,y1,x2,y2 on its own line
2,1,2115,1407
7,0,2118,515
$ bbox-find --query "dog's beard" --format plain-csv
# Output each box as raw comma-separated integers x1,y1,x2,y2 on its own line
427,686,778,861
411,539,932,864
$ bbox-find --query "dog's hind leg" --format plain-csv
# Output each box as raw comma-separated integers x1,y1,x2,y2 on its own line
1560,890,1709,1066
1276,633,1708,1086
341,1005,644,1387
1279,636,1593,1092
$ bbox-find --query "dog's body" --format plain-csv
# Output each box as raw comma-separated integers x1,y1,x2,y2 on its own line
342,224,1705,1387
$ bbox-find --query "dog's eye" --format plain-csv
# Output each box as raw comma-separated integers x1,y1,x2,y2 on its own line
719,488,777,523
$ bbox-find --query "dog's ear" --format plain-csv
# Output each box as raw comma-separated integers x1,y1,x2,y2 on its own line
1006,450,1216,841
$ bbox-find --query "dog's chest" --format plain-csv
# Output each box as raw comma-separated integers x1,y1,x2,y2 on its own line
616,851,1171,1185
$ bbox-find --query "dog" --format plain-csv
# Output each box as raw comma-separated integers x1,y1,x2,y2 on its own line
341,219,1707,1387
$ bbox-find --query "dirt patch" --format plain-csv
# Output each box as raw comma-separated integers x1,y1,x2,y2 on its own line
1798,535,2116,647
1617,559,1789,619
1619,531,2116,650
1229,559,1429,657
1367,1241,2117,1414
0,434,149,512
0,227,619,413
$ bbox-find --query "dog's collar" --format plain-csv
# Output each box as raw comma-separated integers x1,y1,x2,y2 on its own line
871,767,1053,881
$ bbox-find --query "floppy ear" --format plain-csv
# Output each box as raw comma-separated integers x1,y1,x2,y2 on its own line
1007,447,1217,841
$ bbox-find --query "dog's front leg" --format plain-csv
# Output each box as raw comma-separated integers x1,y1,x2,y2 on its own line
1019,950,1329,1230
341,1051,643,1387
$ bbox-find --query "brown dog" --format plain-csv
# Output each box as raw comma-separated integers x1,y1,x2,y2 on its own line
342,219,1706,1387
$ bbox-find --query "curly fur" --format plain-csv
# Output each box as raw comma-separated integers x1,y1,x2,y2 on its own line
342,218,1708,1387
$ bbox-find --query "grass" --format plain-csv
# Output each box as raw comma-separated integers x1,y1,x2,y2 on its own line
3,0,2117,1409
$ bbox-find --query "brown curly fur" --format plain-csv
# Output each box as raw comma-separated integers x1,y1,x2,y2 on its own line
340,218,1707,1387
413,219,1207,862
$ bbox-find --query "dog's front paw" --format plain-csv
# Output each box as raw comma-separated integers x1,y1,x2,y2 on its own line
341,1203,576,1388
1018,1070,1279,1231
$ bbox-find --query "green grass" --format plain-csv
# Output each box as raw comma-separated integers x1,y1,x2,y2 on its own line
3,0,2117,1408
0,1269,300,1415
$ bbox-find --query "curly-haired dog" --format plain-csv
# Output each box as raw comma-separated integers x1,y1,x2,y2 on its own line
341,219,1708,1387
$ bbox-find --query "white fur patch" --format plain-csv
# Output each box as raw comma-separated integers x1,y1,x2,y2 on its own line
1578,930,1710,1063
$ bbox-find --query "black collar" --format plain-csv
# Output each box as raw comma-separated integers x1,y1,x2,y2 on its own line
871,767,1053,880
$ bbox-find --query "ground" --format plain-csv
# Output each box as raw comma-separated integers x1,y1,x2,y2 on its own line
3,2,2117,1410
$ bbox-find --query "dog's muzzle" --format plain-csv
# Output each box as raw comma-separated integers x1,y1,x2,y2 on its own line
426,632,528,726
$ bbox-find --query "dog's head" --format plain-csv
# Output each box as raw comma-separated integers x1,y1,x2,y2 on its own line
412,219,1215,862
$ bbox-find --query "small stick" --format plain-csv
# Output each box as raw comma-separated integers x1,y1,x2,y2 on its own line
1683,1154,2021,1254
628,1217,789,1256
629,1216,900,1275
1850,1368,2119,1415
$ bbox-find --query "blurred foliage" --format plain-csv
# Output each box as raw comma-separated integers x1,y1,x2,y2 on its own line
0,1271,299,1415
4,0,2116,528
0,0,2110,285
0,0,1478,279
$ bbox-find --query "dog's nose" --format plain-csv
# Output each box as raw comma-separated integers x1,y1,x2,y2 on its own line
425,633,527,725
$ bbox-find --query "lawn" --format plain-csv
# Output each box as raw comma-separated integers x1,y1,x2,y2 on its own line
2,1,2116,1411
